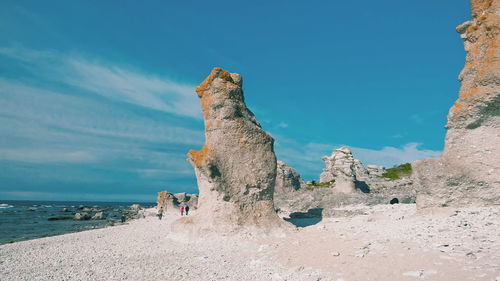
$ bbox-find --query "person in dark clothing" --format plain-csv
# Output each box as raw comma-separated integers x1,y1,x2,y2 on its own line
185,206,190,216
158,207,164,220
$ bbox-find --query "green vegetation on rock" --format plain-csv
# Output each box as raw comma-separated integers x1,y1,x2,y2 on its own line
381,163,412,180
305,180,335,191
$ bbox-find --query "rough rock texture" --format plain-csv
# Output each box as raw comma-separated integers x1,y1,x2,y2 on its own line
180,67,286,233
319,147,356,193
366,165,386,177
274,161,307,195
414,0,500,208
173,192,199,209
274,147,416,215
186,195,198,210
157,191,178,213
318,146,414,195
157,191,198,213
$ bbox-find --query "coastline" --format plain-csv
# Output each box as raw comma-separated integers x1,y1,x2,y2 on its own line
1,204,498,281
0,200,155,245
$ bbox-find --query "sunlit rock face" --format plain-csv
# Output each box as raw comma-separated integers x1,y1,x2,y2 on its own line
414,0,500,208
320,147,357,193
178,67,286,233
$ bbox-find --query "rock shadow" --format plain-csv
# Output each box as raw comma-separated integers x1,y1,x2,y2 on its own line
284,208,323,228
355,181,370,193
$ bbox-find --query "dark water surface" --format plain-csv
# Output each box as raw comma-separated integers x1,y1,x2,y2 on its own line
0,200,155,245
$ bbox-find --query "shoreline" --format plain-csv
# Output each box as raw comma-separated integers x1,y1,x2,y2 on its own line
0,201,156,245
1,204,499,281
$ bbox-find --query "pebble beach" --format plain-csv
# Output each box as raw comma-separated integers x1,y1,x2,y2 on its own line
1,204,499,281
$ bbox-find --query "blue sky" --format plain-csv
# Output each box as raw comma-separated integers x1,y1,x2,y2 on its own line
0,0,470,202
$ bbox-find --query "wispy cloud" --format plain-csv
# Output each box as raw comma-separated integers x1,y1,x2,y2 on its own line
0,149,97,164
0,46,201,118
0,46,204,198
64,58,200,118
0,78,204,146
276,122,289,128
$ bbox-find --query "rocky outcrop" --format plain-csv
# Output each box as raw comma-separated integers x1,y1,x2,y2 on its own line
129,204,142,211
157,191,198,213
178,67,286,233
413,0,500,208
172,192,199,209
157,191,177,213
74,212,91,220
92,211,106,220
319,147,358,193
275,161,307,194
312,146,415,196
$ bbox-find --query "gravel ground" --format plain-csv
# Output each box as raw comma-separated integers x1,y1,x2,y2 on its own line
1,204,499,281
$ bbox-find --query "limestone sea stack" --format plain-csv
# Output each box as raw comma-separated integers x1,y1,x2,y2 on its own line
413,0,500,208
320,146,356,193
178,67,287,233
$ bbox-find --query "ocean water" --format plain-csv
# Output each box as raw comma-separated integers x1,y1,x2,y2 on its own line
0,200,155,245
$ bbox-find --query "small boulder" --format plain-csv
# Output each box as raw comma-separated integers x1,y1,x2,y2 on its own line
129,204,142,210
74,212,91,220
92,211,106,220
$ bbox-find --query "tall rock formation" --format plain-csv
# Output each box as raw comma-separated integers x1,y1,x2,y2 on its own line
413,0,500,208
275,161,307,194
178,67,286,233
320,147,356,193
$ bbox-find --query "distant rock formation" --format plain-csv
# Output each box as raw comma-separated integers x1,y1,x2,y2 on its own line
413,0,500,208
274,148,416,215
317,146,414,194
157,191,198,213
179,67,286,233
319,147,358,193
275,161,307,194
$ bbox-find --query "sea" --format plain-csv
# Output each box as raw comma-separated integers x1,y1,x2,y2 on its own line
0,200,155,245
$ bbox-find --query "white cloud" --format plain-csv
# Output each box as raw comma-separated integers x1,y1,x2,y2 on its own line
276,122,289,128
64,58,200,118
0,46,201,118
0,78,204,146
0,73,203,186
350,143,442,167
0,149,97,164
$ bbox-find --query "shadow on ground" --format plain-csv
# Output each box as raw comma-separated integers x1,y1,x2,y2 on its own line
284,208,323,228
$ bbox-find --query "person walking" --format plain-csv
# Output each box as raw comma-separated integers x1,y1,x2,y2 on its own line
157,207,164,220
180,205,185,216
185,205,190,216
